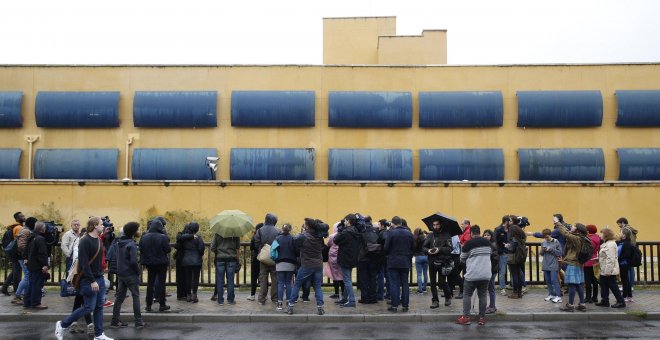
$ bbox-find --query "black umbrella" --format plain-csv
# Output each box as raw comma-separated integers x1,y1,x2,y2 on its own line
422,212,462,236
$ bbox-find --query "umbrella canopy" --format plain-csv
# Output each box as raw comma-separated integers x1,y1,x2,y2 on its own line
209,210,254,238
421,212,462,236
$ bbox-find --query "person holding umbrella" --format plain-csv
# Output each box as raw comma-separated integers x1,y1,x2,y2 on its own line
422,213,462,309
209,210,255,305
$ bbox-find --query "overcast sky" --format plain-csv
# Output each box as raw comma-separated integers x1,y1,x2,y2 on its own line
2,0,659,65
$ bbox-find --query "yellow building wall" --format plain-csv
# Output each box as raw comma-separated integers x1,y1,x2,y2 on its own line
378,30,448,65
0,182,657,240
323,17,396,64
1,64,659,239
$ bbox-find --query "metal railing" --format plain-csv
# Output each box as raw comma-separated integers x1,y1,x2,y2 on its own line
2,241,659,288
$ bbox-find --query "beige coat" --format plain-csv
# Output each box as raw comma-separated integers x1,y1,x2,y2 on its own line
598,240,619,276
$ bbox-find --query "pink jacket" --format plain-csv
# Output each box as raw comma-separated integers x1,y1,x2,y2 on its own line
584,233,602,267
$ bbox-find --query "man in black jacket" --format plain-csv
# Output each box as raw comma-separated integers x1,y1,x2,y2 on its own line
24,221,49,309
357,219,380,304
494,216,513,294
333,214,362,307
111,222,145,328
139,219,171,312
384,216,414,313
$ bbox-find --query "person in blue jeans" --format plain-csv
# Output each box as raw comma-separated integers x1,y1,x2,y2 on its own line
384,216,414,313
274,224,297,310
412,228,428,294
287,218,328,315
333,215,362,308
494,216,513,293
212,232,241,305
56,216,112,340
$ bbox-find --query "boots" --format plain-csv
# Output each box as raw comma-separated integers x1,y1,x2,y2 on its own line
192,294,198,303
186,294,192,302
559,303,575,312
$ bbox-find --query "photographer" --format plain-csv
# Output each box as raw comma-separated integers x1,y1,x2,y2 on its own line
100,217,116,291
375,219,390,300
333,214,362,308
286,218,328,315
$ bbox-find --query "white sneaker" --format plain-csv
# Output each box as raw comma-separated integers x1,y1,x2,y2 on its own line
522,287,529,294
246,295,255,301
55,321,65,340
544,295,555,302
500,289,507,296
552,296,562,303
87,323,95,336
94,333,114,340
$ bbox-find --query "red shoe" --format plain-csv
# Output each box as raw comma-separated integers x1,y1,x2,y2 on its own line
478,317,486,326
103,300,114,308
456,315,471,325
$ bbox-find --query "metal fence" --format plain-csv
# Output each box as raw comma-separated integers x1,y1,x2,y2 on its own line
2,241,659,288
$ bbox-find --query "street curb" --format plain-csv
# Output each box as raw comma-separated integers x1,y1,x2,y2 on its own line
1,312,657,323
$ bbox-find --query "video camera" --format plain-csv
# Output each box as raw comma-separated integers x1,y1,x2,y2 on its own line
309,220,329,238
101,216,114,232
514,216,530,228
43,221,63,256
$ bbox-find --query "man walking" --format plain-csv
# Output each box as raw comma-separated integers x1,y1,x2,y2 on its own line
111,222,145,328
456,225,492,326
255,213,280,305
61,220,82,272
384,216,414,313
56,216,112,340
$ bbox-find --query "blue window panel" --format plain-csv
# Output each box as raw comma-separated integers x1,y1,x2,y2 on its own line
328,91,412,128
132,148,217,180
518,148,604,181
616,90,660,127
0,92,23,128
35,92,120,128
0,149,21,179
618,148,660,180
419,91,503,128
230,148,315,181
517,91,602,127
231,91,315,127
419,149,504,180
34,149,119,180
328,149,413,181
133,91,217,128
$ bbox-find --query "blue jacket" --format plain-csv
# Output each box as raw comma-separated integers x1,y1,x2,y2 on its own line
384,225,414,269
275,234,297,264
116,236,140,277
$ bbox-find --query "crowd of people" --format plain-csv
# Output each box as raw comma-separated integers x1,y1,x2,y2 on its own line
0,210,642,339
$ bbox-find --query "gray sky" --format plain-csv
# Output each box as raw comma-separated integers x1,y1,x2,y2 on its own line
2,0,659,65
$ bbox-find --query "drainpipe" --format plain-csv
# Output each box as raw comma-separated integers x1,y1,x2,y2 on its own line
24,135,40,179
123,136,135,181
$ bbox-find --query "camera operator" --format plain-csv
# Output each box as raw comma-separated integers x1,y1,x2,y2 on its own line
24,221,49,310
286,218,328,315
333,214,363,308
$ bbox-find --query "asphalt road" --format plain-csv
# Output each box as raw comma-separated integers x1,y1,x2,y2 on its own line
3,320,659,339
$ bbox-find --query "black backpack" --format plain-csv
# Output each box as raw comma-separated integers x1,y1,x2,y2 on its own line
629,245,642,267
2,228,14,249
576,235,594,264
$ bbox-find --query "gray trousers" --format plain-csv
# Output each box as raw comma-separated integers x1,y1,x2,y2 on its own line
463,280,488,317
258,262,278,303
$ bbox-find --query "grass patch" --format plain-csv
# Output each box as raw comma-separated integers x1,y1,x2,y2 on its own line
625,310,648,318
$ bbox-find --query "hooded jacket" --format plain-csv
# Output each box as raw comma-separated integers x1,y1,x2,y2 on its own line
180,223,205,267
255,213,280,251
26,232,48,272
557,225,582,266
116,236,140,277
333,225,362,268
139,220,171,266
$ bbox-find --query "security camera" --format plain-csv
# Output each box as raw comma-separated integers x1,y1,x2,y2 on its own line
206,156,219,161
209,163,218,172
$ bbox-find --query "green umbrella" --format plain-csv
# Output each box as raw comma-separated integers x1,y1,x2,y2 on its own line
209,209,255,238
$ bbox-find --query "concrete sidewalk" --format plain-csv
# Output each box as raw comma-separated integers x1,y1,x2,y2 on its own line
1,287,658,323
